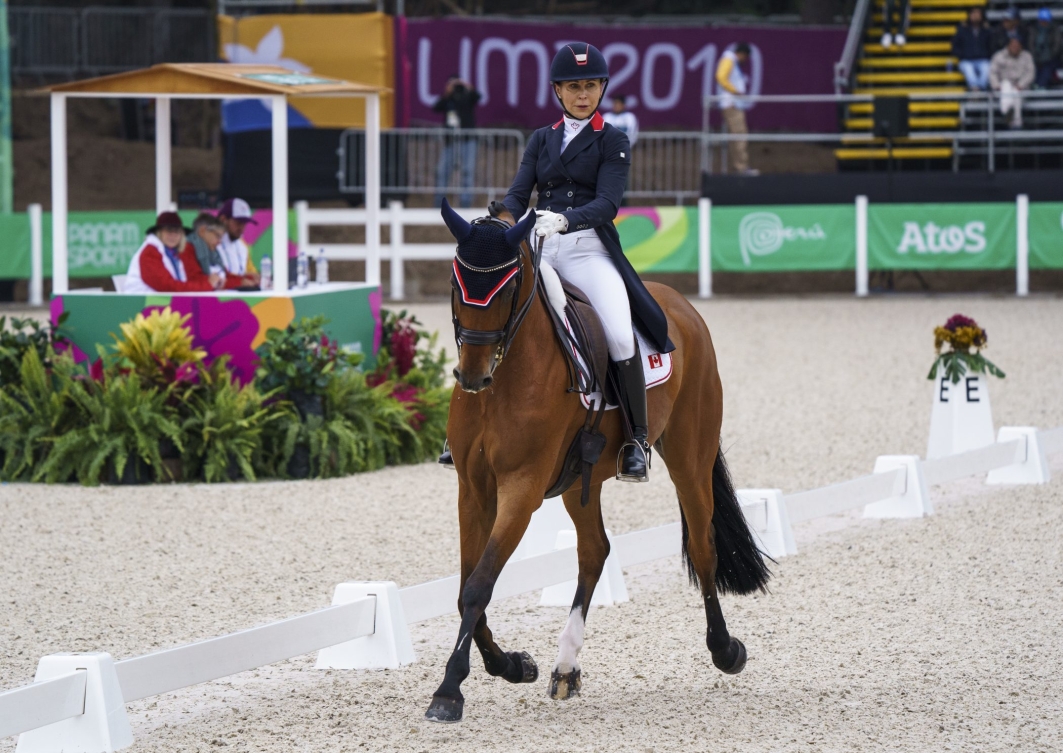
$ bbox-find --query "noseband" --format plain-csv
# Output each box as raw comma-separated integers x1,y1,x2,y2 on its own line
451,216,542,368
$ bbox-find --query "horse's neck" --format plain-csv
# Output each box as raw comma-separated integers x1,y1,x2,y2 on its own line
496,275,562,390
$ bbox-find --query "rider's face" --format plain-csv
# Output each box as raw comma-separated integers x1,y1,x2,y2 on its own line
554,79,603,118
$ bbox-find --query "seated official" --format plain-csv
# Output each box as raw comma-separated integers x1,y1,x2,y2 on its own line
217,198,260,286
123,212,218,294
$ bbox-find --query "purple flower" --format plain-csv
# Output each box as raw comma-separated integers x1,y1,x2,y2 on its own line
944,314,978,331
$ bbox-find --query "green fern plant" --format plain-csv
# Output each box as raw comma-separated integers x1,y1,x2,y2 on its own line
37,373,182,485
0,348,78,480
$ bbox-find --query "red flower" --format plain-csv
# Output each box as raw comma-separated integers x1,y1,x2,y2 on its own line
944,314,978,331
88,358,105,383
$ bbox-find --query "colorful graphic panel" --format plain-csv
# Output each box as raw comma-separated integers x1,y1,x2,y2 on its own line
51,285,381,383
217,13,394,133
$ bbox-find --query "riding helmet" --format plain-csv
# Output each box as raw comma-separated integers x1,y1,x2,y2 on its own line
549,43,609,83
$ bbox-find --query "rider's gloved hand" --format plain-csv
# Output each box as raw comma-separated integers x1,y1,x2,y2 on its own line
534,210,569,240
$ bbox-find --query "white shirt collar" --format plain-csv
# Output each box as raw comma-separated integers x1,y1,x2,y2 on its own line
561,115,590,151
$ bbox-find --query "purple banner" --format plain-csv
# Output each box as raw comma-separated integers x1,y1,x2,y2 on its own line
399,19,846,132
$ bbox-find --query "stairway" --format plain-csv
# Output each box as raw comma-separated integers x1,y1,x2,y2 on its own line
836,0,979,164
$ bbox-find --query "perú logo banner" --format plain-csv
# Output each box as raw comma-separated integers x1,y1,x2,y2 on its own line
868,203,1016,271
711,205,855,272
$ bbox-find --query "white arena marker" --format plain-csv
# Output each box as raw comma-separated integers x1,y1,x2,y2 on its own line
864,455,932,519
513,497,572,561
737,489,796,559
986,427,1051,485
315,582,415,670
540,529,628,607
927,373,995,459
16,653,132,753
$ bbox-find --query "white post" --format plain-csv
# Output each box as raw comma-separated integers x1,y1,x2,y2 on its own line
28,203,43,306
697,197,711,299
50,93,68,295
155,97,172,216
856,194,868,297
295,200,309,259
1016,193,1029,297
271,95,289,292
389,200,404,300
364,93,381,287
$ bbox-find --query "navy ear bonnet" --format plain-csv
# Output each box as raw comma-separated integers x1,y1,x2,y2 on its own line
452,224,521,307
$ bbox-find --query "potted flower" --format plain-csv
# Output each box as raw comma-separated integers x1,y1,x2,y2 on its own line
927,314,1005,384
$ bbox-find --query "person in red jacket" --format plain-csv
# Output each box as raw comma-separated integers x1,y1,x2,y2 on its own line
123,212,218,294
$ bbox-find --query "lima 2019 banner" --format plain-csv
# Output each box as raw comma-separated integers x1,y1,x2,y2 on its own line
399,19,846,131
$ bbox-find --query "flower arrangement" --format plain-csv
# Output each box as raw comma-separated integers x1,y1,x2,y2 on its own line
927,314,1005,384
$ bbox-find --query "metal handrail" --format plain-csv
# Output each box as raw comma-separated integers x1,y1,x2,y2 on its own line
834,0,873,93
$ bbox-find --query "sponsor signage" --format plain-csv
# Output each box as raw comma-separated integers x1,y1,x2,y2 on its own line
867,203,1016,271
711,205,855,272
1029,202,1063,270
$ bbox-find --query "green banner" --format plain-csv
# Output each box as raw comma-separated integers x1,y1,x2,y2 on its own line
616,207,698,273
1029,202,1063,270
711,205,855,272
868,203,1015,271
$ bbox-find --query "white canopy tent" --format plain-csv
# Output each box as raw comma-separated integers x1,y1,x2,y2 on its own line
46,63,386,293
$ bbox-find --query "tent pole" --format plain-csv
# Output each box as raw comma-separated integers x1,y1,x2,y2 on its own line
365,92,381,287
155,96,171,215
50,92,68,295
271,95,289,292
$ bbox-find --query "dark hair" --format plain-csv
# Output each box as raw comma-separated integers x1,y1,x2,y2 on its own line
612,94,627,103
192,212,225,234
735,42,751,55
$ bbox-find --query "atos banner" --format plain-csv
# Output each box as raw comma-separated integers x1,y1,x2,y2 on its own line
867,203,1016,270
1029,202,1063,269
400,18,845,131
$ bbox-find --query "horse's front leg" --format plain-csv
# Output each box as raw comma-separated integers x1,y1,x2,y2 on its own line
549,483,609,700
426,488,540,723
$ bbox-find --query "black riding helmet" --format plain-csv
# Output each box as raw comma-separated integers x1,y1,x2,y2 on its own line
549,43,609,119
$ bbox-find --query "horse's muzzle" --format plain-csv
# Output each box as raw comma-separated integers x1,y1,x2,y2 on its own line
454,368,493,393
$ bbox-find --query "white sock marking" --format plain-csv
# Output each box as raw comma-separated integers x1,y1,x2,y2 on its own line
553,606,585,674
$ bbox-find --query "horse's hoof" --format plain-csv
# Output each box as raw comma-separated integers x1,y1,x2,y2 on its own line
548,668,582,700
712,637,747,675
502,651,539,684
425,696,464,723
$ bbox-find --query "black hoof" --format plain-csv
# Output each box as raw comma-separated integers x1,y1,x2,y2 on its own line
548,668,582,700
712,637,747,675
425,695,464,723
502,651,539,684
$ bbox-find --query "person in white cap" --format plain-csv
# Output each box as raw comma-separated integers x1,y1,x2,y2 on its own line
217,198,261,286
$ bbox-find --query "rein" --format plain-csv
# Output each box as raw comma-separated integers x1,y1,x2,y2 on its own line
451,217,543,368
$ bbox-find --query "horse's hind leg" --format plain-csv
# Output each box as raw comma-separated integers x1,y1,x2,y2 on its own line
548,483,609,701
426,489,540,723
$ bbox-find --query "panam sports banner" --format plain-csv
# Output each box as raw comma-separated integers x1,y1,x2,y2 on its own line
399,18,846,131
867,203,1016,271
1029,202,1063,270
217,13,394,133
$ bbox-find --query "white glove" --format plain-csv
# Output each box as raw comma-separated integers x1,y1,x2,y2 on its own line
534,210,569,239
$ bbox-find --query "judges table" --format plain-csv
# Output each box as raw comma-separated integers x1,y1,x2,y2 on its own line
51,282,381,383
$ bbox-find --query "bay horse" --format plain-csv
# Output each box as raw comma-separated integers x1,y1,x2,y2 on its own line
426,201,770,723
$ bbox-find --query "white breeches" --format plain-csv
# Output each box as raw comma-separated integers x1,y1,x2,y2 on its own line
541,229,636,361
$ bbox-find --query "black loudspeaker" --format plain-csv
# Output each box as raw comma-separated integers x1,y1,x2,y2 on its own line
873,96,910,138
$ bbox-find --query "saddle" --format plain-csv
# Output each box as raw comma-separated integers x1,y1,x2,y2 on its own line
538,271,616,505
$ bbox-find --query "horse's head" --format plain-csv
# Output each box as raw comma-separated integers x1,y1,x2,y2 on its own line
443,199,538,393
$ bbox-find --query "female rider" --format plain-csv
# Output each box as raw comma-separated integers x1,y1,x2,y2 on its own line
503,43,674,482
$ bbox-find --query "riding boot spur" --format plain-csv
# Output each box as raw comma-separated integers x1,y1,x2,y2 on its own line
614,349,650,482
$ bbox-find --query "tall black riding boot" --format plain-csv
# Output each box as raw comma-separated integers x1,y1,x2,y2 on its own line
614,351,650,482
438,439,455,469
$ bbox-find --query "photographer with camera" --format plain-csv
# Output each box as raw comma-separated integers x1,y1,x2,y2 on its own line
433,75,482,208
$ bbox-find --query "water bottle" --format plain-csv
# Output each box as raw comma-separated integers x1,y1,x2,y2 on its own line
316,248,329,285
260,256,273,290
296,252,309,289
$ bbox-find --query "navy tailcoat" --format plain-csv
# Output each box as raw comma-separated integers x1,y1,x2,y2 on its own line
503,112,674,354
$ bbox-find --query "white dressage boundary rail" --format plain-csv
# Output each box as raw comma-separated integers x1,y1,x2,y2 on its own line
2,425,1060,750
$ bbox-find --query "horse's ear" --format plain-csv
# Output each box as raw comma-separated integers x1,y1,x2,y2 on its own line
441,198,472,242
504,210,537,248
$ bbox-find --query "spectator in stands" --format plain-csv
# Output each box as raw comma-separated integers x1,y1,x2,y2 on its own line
1028,7,1062,88
990,35,1036,127
954,7,994,90
881,0,911,48
715,43,758,176
603,94,639,204
992,7,1025,54
433,76,482,208
123,212,217,294
218,197,261,287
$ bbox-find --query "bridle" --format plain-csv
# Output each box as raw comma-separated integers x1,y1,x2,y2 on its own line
451,216,543,371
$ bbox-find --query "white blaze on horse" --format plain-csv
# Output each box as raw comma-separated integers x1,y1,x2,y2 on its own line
426,201,771,723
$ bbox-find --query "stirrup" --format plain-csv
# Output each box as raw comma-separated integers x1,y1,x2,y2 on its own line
438,439,455,469
616,440,650,483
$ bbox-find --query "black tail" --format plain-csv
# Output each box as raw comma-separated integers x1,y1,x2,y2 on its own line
679,448,772,596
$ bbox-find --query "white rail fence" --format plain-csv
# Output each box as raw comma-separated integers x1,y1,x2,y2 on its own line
2,424,1060,751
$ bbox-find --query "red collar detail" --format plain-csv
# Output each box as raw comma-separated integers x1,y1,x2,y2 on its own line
552,119,563,130
591,111,605,131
